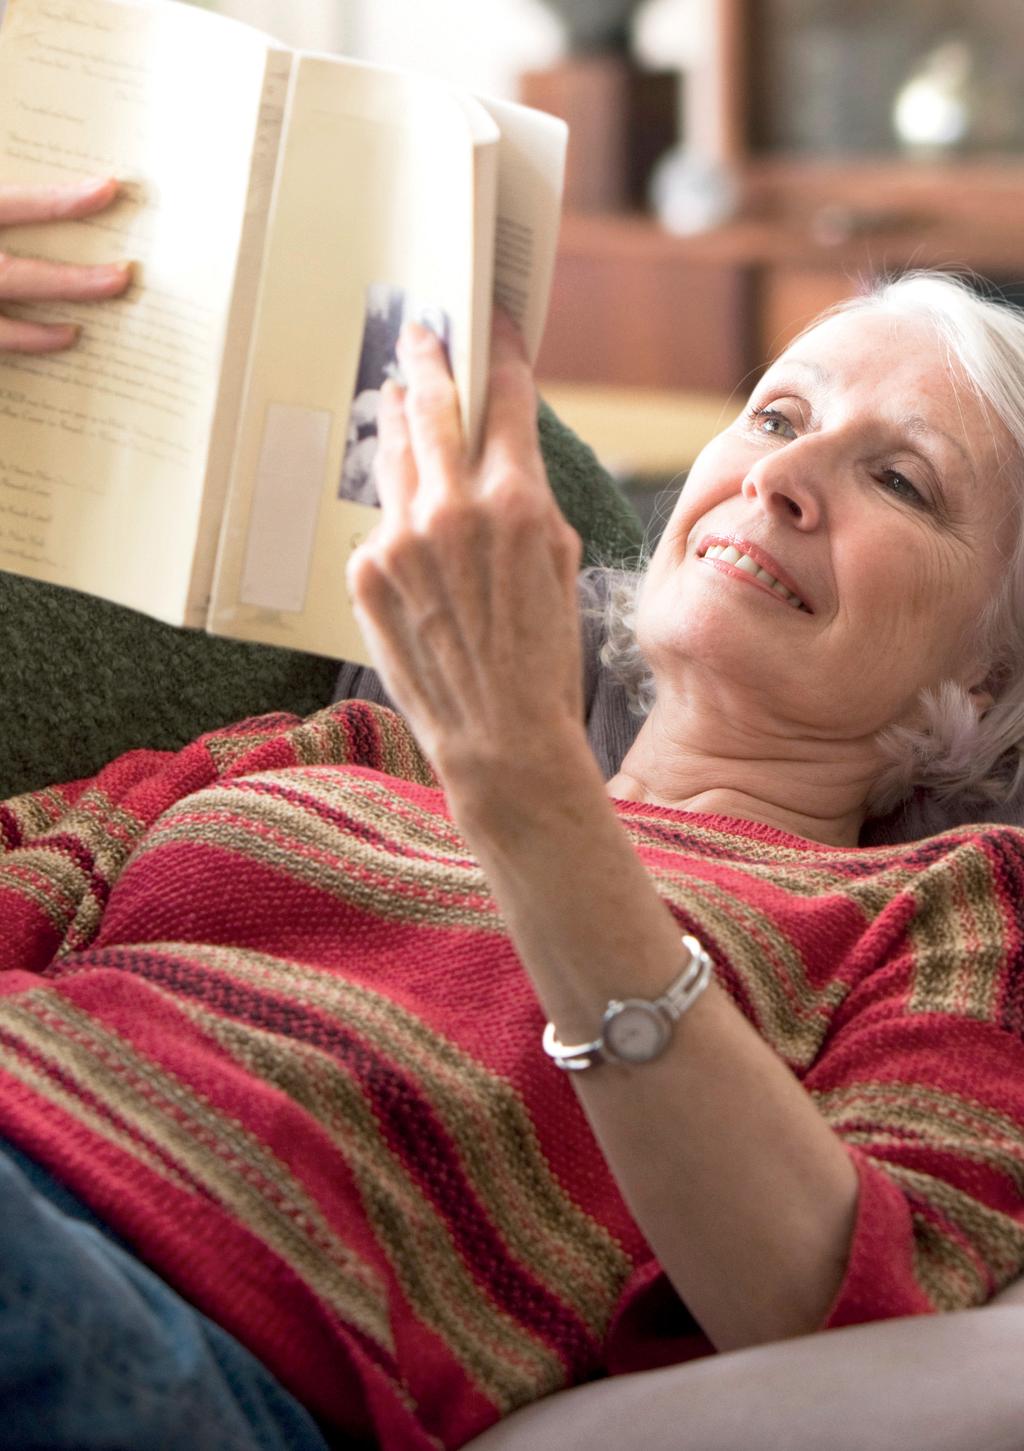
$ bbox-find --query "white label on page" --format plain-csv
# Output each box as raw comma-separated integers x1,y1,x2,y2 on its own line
240,403,332,614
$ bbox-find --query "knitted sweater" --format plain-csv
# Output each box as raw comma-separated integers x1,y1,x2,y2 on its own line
2,700,1024,1450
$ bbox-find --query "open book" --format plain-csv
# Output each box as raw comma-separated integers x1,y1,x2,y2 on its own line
0,0,566,663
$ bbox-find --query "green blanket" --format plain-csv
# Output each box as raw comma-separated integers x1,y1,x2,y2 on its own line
0,402,642,796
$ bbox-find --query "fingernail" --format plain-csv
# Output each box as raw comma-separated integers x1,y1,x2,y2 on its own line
70,175,118,197
90,261,133,289
399,321,435,353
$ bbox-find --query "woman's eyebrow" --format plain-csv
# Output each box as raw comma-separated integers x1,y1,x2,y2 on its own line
773,357,829,386
757,357,830,407
898,413,974,479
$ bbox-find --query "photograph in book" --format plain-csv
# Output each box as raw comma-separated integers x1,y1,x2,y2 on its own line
336,285,453,509
0,0,566,665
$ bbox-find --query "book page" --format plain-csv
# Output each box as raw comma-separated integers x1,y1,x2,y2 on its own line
453,92,499,465
0,0,271,622
473,96,567,363
209,54,496,663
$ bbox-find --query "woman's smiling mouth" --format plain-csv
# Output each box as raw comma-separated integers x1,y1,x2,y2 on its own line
696,536,812,612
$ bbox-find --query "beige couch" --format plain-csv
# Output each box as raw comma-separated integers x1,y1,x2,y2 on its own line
471,1275,1024,1451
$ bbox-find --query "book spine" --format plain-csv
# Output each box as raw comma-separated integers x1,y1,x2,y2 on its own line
185,47,294,627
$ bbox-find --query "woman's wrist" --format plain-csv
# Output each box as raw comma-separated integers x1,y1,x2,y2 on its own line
443,730,688,1039
437,715,606,845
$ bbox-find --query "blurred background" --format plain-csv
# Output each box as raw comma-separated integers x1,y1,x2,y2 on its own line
7,0,1022,529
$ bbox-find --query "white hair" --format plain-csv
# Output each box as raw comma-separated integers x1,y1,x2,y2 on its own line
601,271,1024,822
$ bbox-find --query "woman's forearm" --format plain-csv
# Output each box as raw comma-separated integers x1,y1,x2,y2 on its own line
449,728,859,1352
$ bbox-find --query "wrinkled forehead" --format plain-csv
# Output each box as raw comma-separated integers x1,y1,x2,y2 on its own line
769,307,951,384
770,308,1012,464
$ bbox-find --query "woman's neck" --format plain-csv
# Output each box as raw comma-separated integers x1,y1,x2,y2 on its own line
606,696,880,848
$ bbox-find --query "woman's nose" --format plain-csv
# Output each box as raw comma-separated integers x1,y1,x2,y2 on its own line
741,448,823,529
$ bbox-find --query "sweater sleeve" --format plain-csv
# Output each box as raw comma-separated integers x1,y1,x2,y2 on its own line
804,831,1024,1325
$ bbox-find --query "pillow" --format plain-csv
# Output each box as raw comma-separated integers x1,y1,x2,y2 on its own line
0,401,643,798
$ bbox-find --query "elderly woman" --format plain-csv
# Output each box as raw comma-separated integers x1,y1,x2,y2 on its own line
0,178,1023,1451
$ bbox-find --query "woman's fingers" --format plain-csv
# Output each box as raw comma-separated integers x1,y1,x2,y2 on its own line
479,306,541,482
0,178,132,354
477,307,580,585
346,537,482,747
347,309,586,781
373,379,417,528
0,251,132,302
0,316,79,353
372,379,457,610
391,311,541,511
355,337,492,728
0,251,131,353
347,547,441,716
396,323,467,512
0,176,122,226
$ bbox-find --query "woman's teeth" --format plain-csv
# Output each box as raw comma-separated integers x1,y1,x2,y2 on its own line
702,544,807,610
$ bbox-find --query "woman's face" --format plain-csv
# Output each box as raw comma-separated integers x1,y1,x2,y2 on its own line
639,308,1014,741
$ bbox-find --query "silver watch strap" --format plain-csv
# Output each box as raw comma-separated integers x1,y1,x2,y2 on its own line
542,934,713,1072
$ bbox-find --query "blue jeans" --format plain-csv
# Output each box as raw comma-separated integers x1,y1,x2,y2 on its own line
0,1140,335,1450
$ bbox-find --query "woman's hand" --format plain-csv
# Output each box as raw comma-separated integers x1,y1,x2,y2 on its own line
0,177,132,352
346,311,585,811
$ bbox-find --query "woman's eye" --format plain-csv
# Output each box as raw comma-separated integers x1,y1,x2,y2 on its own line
750,406,797,440
880,470,926,507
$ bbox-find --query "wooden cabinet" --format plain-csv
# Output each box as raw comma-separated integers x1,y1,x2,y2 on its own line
536,215,752,393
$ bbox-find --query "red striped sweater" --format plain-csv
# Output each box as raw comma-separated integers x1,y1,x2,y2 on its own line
1,700,1024,1449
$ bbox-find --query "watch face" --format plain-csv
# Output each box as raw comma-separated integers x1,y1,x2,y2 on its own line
602,1001,670,1064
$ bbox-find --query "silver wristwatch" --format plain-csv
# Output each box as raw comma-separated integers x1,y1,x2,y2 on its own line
542,934,713,1071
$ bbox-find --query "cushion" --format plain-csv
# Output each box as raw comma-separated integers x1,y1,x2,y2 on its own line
0,400,643,798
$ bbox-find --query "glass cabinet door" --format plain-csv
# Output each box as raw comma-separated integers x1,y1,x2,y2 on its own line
746,0,1024,157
